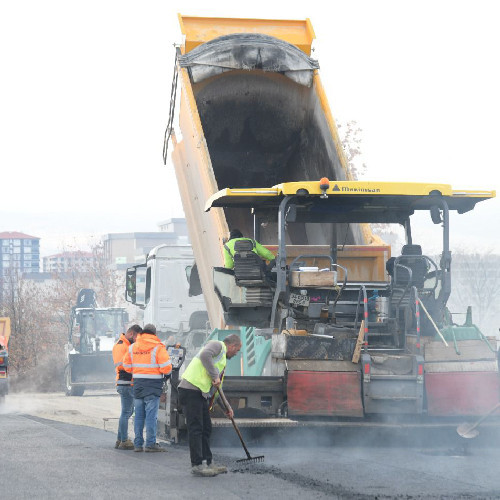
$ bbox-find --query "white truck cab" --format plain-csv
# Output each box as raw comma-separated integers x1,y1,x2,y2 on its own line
126,244,208,349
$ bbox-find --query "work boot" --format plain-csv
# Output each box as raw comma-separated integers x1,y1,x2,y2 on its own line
118,439,135,450
114,440,121,449
134,446,143,452
207,463,228,474
145,443,166,452
191,465,218,477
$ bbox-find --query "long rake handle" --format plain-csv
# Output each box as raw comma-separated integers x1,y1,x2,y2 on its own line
217,386,252,459
468,402,500,432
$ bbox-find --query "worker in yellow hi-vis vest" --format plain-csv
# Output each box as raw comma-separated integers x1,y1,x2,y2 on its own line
178,334,242,477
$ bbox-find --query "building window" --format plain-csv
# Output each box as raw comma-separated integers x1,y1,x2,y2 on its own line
13,239,20,246
24,240,32,246
24,247,31,253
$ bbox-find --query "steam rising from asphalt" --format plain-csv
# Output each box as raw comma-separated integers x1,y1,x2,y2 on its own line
0,393,42,415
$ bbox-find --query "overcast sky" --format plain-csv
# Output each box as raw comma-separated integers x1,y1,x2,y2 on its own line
1,0,498,256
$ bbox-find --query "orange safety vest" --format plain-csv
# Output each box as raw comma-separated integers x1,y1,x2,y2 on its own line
113,334,133,385
122,333,172,379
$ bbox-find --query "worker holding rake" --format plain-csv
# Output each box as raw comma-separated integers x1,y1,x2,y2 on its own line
178,334,242,477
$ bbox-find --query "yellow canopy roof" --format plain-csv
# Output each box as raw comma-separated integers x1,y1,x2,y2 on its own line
206,180,495,220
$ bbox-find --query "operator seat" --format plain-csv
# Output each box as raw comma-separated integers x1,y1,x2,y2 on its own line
232,239,269,286
393,244,429,290
389,244,431,335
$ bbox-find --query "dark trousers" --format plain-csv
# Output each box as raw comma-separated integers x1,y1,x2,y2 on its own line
178,387,212,466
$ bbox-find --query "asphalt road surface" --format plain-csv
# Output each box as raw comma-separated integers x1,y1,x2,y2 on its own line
2,391,500,499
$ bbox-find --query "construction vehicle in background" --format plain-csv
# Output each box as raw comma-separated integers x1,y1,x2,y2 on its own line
0,317,11,403
65,289,128,396
125,244,209,353
157,15,498,440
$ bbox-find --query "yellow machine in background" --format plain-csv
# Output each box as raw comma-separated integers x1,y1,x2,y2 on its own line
0,317,11,402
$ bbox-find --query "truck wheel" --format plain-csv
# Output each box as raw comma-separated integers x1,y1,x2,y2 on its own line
64,365,85,397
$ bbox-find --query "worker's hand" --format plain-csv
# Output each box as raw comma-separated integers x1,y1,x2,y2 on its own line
225,407,234,419
212,377,221,387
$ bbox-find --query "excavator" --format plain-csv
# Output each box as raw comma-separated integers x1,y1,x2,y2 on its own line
157,15,498,440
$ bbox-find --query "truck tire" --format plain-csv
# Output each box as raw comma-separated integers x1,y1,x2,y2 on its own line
64,364,85,397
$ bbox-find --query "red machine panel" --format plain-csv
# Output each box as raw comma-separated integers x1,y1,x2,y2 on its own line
426,372,500,416
287,371,363,417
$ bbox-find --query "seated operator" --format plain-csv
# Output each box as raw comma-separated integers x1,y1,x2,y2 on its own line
223,229,275,270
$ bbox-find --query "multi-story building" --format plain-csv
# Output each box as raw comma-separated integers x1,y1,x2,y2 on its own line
43,251,95,273
0,231,40,276
103,218,190,270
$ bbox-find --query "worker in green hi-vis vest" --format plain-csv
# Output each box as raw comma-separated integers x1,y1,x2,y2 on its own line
178,334,242,477
223,228,275,269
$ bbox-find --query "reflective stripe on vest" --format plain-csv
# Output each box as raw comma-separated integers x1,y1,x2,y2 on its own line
125,344,172,370
181,341,227,394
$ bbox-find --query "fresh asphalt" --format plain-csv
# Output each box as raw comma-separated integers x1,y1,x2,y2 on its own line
2,412,500,499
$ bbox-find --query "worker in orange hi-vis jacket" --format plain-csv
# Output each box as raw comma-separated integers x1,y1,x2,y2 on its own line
112,324,142,450
123,324,172,452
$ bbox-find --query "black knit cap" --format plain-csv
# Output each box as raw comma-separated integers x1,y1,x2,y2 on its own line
142,323,157,335
229,229,243,240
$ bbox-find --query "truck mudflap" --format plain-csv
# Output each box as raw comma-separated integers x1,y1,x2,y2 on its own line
425,340,500,416
286,360,363,417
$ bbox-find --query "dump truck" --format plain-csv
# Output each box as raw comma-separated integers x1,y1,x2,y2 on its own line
166,15,385,332
125,244,209,352
0,317,11,403
65,289,128,396
158,15,498,440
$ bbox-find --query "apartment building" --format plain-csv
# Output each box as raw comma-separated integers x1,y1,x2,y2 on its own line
0,231,40,276
43,251,95,273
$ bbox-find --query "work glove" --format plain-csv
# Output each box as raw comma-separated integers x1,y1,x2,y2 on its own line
163,374,171,382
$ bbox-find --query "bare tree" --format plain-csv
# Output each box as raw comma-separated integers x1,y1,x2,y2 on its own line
447,251,500,337
89,240,123,308
338,119,402,248
0,269,59,385
337,120,367,180
0,237,127,391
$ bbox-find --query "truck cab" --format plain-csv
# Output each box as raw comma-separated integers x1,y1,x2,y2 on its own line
126,244,209,352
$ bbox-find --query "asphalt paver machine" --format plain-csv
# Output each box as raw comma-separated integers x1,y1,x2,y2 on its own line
202,179,498,424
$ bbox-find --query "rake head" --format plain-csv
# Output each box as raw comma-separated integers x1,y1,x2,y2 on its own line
236,455,265,464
